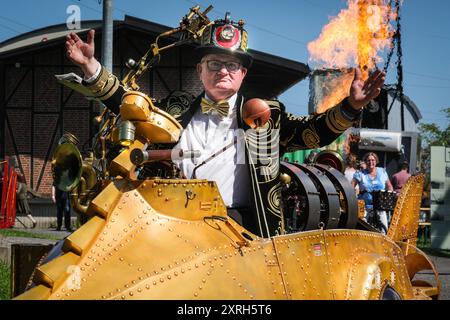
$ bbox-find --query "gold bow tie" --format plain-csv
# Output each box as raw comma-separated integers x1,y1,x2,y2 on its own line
200,98,229,117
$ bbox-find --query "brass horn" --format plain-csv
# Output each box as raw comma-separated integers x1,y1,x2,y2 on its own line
51,134,83,192
51,133,98,216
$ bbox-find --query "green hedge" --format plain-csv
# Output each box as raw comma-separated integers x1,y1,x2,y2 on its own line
0,261,11,300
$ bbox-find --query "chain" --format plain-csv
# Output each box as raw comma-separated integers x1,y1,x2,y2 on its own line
394,0,405,131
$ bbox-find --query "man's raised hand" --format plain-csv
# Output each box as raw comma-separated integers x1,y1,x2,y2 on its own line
348,67,386,110
65,29,99,78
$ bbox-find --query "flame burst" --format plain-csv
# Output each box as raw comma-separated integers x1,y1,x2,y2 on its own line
307,0,397,114
308,0,396,79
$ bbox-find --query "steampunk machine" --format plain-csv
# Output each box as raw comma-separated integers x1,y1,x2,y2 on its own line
16,5,440,300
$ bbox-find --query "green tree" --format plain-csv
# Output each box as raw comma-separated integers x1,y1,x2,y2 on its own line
419,108,450,147
418,107,450,190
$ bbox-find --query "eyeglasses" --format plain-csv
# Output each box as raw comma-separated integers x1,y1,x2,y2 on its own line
203,60,242,72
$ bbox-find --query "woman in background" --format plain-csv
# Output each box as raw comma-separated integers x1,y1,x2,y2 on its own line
352,152,393,234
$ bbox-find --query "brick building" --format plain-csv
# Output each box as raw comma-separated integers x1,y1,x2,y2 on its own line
0,16,309,203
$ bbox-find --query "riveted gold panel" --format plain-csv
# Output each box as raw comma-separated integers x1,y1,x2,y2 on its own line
87,179,127,218
273,231,334,300
396,242,441,299
273,230,415,300
43,187,285,300
388,174,424,247
138,179,228,221
33,252,80,289
63,216,106,255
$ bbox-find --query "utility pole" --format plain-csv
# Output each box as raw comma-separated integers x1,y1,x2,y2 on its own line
101,0,113,72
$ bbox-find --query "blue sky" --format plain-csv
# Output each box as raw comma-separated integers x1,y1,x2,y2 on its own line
1,0,449,129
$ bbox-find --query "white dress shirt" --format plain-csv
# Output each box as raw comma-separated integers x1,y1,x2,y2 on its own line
174,93,250,208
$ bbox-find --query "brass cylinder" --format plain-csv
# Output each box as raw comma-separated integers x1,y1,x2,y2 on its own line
118,120,136,146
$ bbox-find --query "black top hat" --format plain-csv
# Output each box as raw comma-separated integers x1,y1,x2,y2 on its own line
196,12,253,68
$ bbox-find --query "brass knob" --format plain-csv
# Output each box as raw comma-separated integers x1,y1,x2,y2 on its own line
280,173,291,184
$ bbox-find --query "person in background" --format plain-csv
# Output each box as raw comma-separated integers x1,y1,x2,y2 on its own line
352,152,393,234
16,174,37,228
358,160,367,172
391,161,411,194
52,184,72,232
344,154,358,183
344,154,359,193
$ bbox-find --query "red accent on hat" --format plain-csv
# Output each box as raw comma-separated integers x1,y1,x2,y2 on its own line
214,25,240,50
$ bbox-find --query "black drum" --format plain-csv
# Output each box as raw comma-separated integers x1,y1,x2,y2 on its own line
372,190,398,211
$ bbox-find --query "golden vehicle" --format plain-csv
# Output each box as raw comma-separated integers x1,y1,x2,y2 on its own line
15,5,439,300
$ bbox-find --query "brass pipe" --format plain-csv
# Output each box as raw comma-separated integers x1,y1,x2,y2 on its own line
70,162,98,215
70,177,88,215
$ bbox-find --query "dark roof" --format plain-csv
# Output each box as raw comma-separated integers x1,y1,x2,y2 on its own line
0,15,310,98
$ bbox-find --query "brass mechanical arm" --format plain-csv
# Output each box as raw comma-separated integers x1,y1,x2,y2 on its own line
121,5,213,91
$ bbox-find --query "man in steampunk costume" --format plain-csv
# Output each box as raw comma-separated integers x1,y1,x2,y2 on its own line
64,14,385,238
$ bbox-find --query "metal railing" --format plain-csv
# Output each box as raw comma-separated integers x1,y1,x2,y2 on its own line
0,157,18,228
